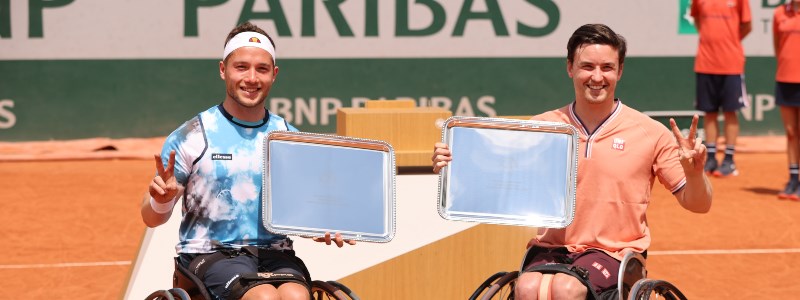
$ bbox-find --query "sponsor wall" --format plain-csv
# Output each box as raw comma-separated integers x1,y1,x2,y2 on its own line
0,0,788,141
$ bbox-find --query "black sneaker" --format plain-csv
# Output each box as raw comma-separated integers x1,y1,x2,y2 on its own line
704,159,718,174
713,160,739,177
779,181,799,200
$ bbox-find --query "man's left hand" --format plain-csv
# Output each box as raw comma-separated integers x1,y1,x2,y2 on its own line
670,115,707,174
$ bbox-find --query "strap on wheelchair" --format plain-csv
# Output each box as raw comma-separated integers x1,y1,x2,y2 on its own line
186,246,312,296
186,249,238,279
186,246,287,279
526,263,602,300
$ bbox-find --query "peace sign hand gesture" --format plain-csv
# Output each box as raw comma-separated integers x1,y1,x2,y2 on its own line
149,150,179,204
670,115,707,175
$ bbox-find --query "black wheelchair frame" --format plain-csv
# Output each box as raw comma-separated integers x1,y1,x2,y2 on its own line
144,257,359,300
469,251,687,300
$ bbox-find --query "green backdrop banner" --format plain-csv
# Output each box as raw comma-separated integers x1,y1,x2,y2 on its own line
0,57,781,141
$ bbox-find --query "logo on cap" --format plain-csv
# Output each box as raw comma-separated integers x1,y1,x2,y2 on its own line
249,37,261,43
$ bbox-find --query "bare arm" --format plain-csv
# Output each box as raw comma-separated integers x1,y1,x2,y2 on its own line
740,21,752,40
140,151,182,227
670,116,713,213
773,16,781,56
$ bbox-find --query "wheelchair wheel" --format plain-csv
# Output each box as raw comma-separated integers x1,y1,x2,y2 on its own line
311,280,353,300
145,290,175,300
325,280,360,300
628,279,687,300
468,271,518,300
145,288,191,300
167,288,192,300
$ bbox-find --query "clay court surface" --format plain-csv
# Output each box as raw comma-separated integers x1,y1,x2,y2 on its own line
1,136,798,299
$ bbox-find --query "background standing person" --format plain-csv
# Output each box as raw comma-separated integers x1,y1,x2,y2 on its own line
432,24,713,299
774,0,800,200
691,0,752,177
141,22,352,300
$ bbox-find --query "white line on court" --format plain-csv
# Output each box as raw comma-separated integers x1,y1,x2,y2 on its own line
0,261,131,269
649,248,800,255
1,248,799,270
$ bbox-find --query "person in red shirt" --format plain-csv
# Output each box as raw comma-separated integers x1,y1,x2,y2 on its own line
691,0,752,177
432,24,713,299
773,0,800,200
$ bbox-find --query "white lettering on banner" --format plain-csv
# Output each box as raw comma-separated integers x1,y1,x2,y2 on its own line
320,97,342,125
476,96,497,116
0,99,16,129
739,94,776,122
295,97,317,125
269,95,496,126
424,96,497,117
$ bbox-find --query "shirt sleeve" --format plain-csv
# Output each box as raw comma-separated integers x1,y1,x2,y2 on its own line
740,0,752,23
161,116,204,186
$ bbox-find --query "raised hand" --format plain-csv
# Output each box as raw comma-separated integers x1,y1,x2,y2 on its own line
312,232,356,247
670,115,707,174
149,150,178,204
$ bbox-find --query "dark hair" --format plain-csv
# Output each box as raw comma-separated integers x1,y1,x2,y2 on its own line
566,24,626,65
224,21,276,50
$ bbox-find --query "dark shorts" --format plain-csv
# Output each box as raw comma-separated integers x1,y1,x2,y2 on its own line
521,247,621,296
776,82,800,107
695,73,747,112
179,249,309,300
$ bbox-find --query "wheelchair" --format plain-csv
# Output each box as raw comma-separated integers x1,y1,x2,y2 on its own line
469,251,687,300
144,257,359,300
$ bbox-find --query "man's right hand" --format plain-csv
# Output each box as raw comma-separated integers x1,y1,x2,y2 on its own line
149,150,178,204
431,142,452,173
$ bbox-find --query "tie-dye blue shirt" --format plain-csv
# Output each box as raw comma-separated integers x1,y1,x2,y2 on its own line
160,104,297,254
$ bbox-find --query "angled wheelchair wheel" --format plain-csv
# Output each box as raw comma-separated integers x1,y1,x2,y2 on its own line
325,280,360,300
311,280,353,300
468,271,518,300
144,290,175,300
628,279,687,300
145,288,191,300
167,288,192,300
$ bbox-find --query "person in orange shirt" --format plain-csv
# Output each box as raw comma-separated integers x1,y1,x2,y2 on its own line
691,0,752,177
432,24,713,299
773,0,800,200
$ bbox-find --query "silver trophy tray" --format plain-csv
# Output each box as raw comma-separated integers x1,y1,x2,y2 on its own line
437,116,578,228
263,131,396,243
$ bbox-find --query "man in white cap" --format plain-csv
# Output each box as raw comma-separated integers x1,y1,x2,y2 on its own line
141,22,352,300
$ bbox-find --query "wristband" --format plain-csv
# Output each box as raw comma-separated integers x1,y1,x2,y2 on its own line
150,197,176,214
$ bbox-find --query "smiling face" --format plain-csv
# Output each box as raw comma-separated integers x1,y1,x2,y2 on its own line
567,43,623,106
219,46,278,117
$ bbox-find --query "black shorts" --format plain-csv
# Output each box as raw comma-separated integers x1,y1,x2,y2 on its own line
179,249,309,300
695,73,747,112
776,82,800,107
521,246,622,297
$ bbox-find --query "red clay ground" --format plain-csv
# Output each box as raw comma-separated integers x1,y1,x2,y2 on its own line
0,137,797,299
